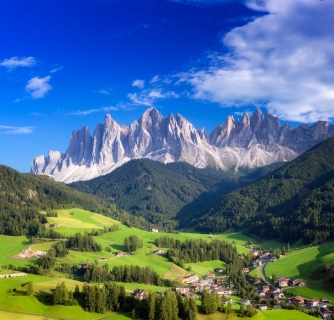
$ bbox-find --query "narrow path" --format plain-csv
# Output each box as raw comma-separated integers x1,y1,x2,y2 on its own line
260,262,276,289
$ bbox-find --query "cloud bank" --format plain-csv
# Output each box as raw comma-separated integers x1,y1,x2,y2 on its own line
179,0,334,122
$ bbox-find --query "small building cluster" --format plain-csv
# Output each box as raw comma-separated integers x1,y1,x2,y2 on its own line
43,223,59,228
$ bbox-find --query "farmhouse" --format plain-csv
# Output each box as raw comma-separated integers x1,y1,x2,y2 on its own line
214,268,224,273
242,268,249,274
279,279,288,287
49,223,59,228
149,228,159,233
288,296,304,305
133,289,148,300
307,299,320,308
223,298,233,305
262,285,270,293
241,299,251,306
178,274,200,284
205,273,215,280
151,249,165,255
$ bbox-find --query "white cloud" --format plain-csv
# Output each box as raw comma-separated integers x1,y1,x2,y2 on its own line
95,89,112,95
150,75,160,84
132,79,145,89
179,0,334,122
25,76,52,99
0,125,34,134
0,56,36,69
68,106,119,116
50,66,64,73
127,88,179,107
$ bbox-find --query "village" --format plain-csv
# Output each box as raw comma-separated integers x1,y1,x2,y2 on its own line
131,246,333,319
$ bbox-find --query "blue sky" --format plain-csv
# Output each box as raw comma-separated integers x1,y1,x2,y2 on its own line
1,0,334,173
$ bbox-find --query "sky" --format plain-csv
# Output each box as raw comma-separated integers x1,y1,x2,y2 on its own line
1,0,334,173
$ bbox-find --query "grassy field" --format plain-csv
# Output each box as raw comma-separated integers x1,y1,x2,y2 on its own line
46,208,123,236
264,242,334,279
185,260,227,277
195,309,315,320
0,235,39,267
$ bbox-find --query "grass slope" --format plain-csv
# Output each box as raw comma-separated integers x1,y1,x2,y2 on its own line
185,260,227,278
264,242,334,300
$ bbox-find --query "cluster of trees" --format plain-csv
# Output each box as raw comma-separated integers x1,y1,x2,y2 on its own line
194,138,334,244
46,210,58,217
67,232,102,252
124,235,143,252
83,263,171,287
53,282,79,306
155,237,241,266
40,233,102,270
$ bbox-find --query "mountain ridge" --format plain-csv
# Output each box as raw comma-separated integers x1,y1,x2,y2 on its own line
31,108,334,183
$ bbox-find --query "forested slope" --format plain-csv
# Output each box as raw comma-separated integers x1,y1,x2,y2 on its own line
69,159,284,229
193,138,334,244
0,165,117,236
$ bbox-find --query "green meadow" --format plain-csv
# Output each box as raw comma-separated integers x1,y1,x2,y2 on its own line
185,260,227,278
248,267,261,279
264,242,334,279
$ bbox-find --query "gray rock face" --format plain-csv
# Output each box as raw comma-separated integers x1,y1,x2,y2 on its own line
31,108,334,183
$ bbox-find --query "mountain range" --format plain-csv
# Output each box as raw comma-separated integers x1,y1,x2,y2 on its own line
31,108,334,183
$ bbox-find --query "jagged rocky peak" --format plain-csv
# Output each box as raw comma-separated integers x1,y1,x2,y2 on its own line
31,107,334,183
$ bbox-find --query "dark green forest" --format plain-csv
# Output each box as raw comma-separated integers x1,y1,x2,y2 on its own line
69,159,283,229
0,165,152,236
194,138,334,244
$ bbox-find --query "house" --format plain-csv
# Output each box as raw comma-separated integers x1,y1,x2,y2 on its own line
209,233,213,238
288,278,301,286
151,249,165,255
288,296,304,305
78,262,91,269
149,228,159,233
113,251,123,257
223,288,233,295
216,276,227,284
242,268,249,274
321,308,332,319
178,274,200,284
321,298,330,303
214,288,226,295
49,223,59,228
258,305,267,310
307,299,320,308
262,285,270,293
176,286,190,294
214,268,224,273
223,298,233,305
134,289,148,300
279,279,288,287
205,273,216,279
241,299,251,306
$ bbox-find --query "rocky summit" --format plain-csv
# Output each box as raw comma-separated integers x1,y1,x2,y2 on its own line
31,108,334,183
